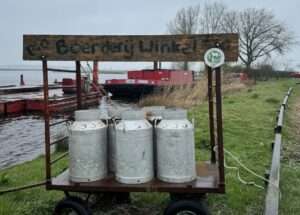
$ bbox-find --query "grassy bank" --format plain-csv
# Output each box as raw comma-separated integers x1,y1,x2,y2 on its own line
0,152,68,215
0,79,298,214
193,79,297,214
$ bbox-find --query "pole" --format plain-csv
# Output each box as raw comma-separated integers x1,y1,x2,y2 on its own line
93,61,99,85
20,74,25,86
76,61,82,109
207,66,216,163
153,61,158,70
42,59,51,184
215,67,225,189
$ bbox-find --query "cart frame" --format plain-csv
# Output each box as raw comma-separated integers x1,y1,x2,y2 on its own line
41,59,225,195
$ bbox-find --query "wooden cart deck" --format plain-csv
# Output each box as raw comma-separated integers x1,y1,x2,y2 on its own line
49,162,224,194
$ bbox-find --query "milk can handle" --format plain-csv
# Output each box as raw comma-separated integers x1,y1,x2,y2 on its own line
154,118,159,128
65,120,72,135
112,118,116,128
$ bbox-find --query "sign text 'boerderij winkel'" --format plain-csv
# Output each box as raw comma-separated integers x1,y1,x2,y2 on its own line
23,34,239,61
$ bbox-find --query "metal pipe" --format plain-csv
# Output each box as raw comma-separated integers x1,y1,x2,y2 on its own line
48,68,75,73
50,152,69,165
49,119,69,127
207,66,216,163
287,87,293,96
215,67,225,189
282,96,289,108
76,61,82,109
42,59,51,183
265,87,293,215
0,181,46,195
264,133,282,215
50,136,68,146
275,105,284,133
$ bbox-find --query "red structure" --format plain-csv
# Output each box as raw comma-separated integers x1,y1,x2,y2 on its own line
123,69,193,85
103,69,194,98
62,62,101,94
93,61,99,84
0,92,101,117
289,72,300,78
239,72,248,81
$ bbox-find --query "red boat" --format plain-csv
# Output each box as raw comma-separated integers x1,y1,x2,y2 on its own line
0,62,103,117
289,72,300,78
103,69,195,98
0,91,101,117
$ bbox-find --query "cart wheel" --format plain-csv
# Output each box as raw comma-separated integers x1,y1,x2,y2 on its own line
54,197,92,215
164,200,210,215
169,193,206,202
115,192,131,204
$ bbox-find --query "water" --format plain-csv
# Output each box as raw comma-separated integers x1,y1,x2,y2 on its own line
0,99,135,170
0,116,67,169
0,70,128,170
0,70,126,86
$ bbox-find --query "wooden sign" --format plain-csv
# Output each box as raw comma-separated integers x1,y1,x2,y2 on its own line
23,34,239,61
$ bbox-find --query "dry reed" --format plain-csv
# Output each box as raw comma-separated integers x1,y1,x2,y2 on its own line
138,76,246,108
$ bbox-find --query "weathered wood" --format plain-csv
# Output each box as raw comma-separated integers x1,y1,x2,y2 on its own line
264,133,281,215
23,34,239,61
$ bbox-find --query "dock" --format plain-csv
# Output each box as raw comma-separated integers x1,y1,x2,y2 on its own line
0,90,101,117
0,85,61,95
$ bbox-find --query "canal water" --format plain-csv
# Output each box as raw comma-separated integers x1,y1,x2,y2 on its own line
0,70,128,170
0,116,67,169
0,69,126,86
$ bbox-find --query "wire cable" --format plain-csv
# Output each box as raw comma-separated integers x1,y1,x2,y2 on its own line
222,147,280,192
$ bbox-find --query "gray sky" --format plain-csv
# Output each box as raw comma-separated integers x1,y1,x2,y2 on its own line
0,0,299,70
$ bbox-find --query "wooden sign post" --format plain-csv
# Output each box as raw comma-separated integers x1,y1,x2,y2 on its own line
23,34,238,61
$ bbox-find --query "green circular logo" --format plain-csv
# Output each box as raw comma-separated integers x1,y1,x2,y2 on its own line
204,48,225,68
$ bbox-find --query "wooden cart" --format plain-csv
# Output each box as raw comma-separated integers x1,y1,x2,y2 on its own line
23,33,239,215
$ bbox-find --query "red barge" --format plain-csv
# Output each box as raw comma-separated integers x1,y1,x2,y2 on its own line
0,63,103,117
0,90,101,117
103,69,195,98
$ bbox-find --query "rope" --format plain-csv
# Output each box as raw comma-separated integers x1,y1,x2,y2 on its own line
223,147,280,193
224,152,264,190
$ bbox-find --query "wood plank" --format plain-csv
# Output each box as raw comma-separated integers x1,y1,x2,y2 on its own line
23,34,239,61
50,162,221,193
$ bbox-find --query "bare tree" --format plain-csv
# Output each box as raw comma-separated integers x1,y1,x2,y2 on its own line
168,5,200,70
223,8,294,71
199,2,227,34
168,2,294,74
168,5,200,35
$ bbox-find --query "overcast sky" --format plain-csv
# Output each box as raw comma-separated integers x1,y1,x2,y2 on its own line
0,0,299,70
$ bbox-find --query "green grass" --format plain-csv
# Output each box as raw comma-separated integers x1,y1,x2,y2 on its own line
189,79,297,215
0,79,298,215
0,153,68,215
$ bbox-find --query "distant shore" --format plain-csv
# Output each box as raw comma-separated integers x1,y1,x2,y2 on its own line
0,67,127,74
